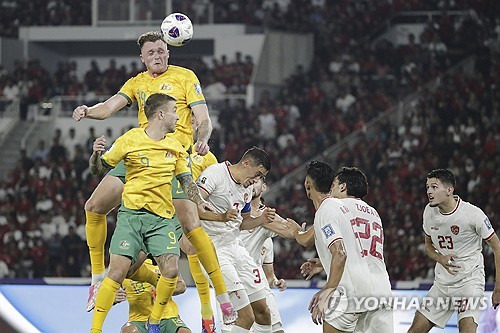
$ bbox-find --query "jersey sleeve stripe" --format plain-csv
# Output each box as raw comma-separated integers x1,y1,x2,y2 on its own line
197,184,210,195
263,262,273,265
118,92,133,106
327,237,343,248
484,231,495,241
175,172,192,179
188,100,206,108
101,157,114,169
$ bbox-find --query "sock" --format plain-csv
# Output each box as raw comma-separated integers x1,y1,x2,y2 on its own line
252,323,272,333
186,227,227,295
91,277,120,331
91,272,106,286
85,210,107,276
129,263,160,287
231,326,250,333
188,254,213,319
150,276,178,323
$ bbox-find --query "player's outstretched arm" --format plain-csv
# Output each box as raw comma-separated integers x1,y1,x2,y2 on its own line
192,104,212,156
261,214,301,239
424,234,461,275
294,225,315,247
240,207,276,230
73,94,128,121
89,136,112,175
486,234,500,308
178,174,214,212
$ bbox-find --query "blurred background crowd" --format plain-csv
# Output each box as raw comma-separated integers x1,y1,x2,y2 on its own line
0,0,498,283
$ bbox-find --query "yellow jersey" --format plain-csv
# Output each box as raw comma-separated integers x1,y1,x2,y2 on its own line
190,151,218,180
101,128,191,218
118,65,206,148
122,260,179,322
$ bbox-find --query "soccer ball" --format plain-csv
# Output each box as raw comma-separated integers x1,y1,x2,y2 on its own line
160,13,193,47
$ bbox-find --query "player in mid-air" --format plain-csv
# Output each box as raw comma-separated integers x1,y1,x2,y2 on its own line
408,169,500,333
196,147,277,333
300,166,394,332
73,31,236,323
302,161,373,331
237,177,300,333
121,260,191,333
88,93,212,333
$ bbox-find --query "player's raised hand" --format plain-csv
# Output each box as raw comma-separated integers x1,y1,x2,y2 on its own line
194,140,210,156
93,136,106,153
263,207,276,223
73,105,88,121
222,208,239,222
438,254,461,275
492,289,500,309
300,258,324,280
274,278,287,291
283,218,301,234
198,199,215,213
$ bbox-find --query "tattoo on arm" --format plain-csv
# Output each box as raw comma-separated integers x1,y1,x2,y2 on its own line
178,174,203,204
196,118,212,143
89,152,110,175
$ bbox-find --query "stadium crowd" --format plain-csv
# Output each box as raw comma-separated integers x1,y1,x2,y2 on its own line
0,0,498,282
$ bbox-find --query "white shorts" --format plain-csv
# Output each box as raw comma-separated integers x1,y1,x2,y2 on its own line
325,312,363,332
417,273,485,328
216,241,267,297
354,306,394,333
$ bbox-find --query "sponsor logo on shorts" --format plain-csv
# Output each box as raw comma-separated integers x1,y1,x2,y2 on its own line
119,240,130,250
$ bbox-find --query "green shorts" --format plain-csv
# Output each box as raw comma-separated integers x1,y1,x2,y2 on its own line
130,316,188,333
108,152,192,199
110,206,180,264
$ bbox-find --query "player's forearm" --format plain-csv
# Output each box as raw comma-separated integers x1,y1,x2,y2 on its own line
240,215,266,230
295,227,315,247
89,152,109,175
178,174,204,205
85,102,115,120
263,265,277,286
198,210,226,222
425,241,443,263
263,215,295,239
196,118,212,143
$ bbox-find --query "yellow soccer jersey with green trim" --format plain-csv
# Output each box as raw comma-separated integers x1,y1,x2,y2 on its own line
122,261,179,322
190,151,218,180
118,65,206,148
101,128,191,218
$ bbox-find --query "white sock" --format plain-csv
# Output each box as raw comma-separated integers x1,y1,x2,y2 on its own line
252,323,271,333
231,326,250,333
91,272,106,285
216,293,231,304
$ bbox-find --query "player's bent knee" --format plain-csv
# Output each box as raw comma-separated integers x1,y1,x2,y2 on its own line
177,328,191,333
174,279,187,295
458,317,477,333
157,254,179,278
251,298,271,324
179,236,196,255
235,304,255,329
121,322,140,333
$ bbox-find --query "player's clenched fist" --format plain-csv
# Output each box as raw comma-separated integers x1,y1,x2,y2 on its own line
222,208,239,222
93,135,106,153
263,207,276,223
73,105,88,121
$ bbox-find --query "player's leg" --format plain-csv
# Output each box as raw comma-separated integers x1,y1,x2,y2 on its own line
160,316,192,333
173,190,235,323
264,290,284,333
455,278,483,333
127,252,160,286
121,322,141,333
180,234,215,332
324,312,362,333
458,317,478,333
408,282,454,332
92,206,143,332
323,321,350,333
407,311,435,333
249,297,271,332
146,213,181,329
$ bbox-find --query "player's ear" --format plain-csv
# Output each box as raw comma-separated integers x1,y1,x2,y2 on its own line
340,182,347,193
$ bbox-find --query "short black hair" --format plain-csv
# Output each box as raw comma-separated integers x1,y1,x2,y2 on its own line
335,166,368,198
242,147,271,171
306,160,334,194
427,169,456,187
144,93,176,119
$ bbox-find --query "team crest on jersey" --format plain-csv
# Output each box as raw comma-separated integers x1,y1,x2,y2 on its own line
484,217,492,230
194,83,202,95
322,223,335,238
160,83,173,91
450,225,460,235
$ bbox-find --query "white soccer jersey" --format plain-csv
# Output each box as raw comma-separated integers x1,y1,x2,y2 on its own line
423,196,495,286
342,198,392,298
240,204,277,266
314,197,372,312
196,162,253,247
262,237,274,266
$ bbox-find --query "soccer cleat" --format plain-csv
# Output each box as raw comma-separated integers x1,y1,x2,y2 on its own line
201,316,215,333
220,302,237,325
147,320,161,333
86,280,102,312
